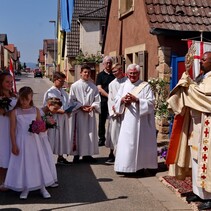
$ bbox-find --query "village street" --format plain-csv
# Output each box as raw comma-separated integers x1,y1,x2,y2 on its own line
0,73,193,211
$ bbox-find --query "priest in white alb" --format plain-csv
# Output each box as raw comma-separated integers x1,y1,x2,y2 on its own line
114,64,158,173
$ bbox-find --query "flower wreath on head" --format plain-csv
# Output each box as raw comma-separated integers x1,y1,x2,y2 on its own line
42,113,57,129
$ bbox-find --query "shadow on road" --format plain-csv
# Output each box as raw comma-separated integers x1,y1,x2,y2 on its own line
0,160,127,207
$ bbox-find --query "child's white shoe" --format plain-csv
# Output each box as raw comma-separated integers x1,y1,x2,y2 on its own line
20,189,29,199
50,182,59,188
40,187,51,199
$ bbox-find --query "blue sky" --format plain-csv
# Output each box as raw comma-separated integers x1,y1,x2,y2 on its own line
0,0,57,63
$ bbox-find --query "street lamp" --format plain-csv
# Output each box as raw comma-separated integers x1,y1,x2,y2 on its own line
49,20,56,73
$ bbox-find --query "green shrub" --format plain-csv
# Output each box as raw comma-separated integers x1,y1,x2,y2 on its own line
148,78,169,119
74,52,103,65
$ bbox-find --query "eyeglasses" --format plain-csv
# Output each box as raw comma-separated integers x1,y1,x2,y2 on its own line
57,79,65,83
128,72,139,76
112,70,119,74
105,62,112,65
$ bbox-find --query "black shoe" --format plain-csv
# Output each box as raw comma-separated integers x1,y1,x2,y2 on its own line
73,155,80,163
186,194,202,204
105,154,115,164
82,156,97,163
136,169,145,176
98,140,105,146
198,200,211,210
57,157,71,165
116,171,125,175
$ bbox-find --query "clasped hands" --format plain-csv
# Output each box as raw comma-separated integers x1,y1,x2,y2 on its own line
121,93,138,106
81,105,94,112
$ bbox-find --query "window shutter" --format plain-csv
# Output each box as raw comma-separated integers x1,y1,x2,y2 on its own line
138,51,148,81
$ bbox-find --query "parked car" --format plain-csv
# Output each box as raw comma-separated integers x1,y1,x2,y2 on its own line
34,69,43,78
25,67,31,72
14,70,22,75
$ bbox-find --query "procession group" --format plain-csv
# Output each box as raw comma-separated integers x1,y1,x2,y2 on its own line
3,50,211,211
0,55,158,200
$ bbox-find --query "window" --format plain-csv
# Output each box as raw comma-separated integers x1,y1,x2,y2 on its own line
126,53,133,64
118,0,134,19
99,23,105,44
124,45,147,80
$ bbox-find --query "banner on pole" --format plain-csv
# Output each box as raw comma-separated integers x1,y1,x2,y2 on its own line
9,58,17,93
187,40,211,79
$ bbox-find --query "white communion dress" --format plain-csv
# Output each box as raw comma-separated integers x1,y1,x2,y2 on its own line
5,107,56,191
0,97,17,168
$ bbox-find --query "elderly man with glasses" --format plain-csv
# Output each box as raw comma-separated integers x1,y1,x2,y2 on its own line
113,64,158,175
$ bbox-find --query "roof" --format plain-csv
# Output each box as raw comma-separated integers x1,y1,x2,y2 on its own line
145,0,211,33
4,44,19,60
0,34,8,45
79,5,107,20
66,0,106,58
4,44,15,53
43,39,57,54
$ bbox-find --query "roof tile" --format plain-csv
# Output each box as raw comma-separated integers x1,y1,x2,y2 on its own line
184,0,191,6
145,0,211,32
165,0,172,5
201,0,209,7
166,5,174,15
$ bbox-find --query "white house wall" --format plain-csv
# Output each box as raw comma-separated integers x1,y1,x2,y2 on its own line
80,20,101,54
4,48,9,68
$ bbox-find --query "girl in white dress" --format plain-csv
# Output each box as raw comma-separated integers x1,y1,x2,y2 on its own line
40,97,63,188
5,87,55,199
0,72,17,190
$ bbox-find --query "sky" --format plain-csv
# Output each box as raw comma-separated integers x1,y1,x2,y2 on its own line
0,0,57,64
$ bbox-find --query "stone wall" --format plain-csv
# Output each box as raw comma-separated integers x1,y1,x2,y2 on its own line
155,46,171,142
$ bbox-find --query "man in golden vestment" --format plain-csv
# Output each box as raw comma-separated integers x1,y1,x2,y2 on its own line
167,51,211,210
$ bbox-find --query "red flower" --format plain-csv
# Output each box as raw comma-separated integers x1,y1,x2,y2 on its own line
28,120,46,134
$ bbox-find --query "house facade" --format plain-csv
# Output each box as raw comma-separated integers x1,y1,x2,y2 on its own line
0,34,8,70
103,0,211,139
57,0,107,84
38,49,45,72
103,0,211,82
4,44,20,71
43,39,57,78
78,6,107,54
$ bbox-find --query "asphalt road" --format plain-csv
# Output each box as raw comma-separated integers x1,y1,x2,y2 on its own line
0,73,193,211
